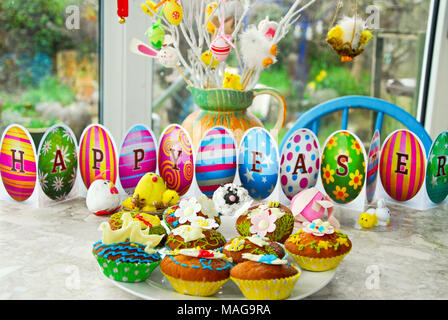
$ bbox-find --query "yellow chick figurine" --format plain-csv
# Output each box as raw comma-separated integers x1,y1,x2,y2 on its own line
205,2,218,34
201,50,219,69
122,173,180,212
222,72,243,90
358,210,378,229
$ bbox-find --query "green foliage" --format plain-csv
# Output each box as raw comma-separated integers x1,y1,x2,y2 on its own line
20,76,76,107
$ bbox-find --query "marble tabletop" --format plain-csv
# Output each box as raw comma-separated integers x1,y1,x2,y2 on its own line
0,197,447,300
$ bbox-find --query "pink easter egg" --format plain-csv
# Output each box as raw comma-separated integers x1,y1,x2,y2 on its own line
158,124,194,196
211,36,231,62
290,188,327,222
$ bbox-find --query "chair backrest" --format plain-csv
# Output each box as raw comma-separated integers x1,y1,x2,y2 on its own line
280,95,433,155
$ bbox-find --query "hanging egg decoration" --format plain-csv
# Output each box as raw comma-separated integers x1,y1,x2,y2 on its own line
211,35,233,62
37,125,78,201
426,130,448,204
238,127,279,200
195,126,237,198
119,124,157,196
145,23,165,49
280,129,320,200
163,0,183,26
0,125,37,202
379,130,426,202
366,130,381,203
158,124,194,196
79,124,118,189
321,130,366,204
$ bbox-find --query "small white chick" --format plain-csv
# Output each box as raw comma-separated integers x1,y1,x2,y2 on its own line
86,179,121,216
240,26,278,70
375,199,391,227
337,15,366,50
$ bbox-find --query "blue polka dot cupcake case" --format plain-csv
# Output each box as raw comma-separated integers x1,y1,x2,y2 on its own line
237,128,280,201
279,129,321,200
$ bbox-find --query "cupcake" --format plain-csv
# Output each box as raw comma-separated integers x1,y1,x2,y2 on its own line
284,219,352,272
165,225,226,251
235,201,295,243
110,211,167,235
92,212,165,283
160,248,231,297
223,235,285,264
230,254,301,300
213,183,253,216
163,196,221,230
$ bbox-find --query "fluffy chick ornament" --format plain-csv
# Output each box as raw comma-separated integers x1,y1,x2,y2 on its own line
86,176,122,216
240,26,278,70
327,15,373,62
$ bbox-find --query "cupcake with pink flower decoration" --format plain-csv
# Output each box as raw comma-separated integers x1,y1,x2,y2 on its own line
235,201,295,244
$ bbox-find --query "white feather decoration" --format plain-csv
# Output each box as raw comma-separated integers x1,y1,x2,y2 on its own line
337,15,366,50
240,26,277,70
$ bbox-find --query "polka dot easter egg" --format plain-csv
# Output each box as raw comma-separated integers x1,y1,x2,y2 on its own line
426,131,448,204
195,127,237,198
379,130,426,202
366,130,381,203
0,125,37,202
321,131,367,204
238,128,279,200
158,124,194,196
38,125,78,201
280,129,320,200
119,124,157,196
79,125,118,189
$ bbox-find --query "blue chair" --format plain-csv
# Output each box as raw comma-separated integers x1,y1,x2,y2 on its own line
280,95,433,155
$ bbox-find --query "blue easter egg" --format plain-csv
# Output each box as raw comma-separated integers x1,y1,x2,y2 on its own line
195,127,237,198
238,128,279,200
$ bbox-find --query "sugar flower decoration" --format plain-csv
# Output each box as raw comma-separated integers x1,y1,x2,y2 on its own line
190,216,219,230
303,219,335,237
159,247,227,260
249,209,278,238
197,195,219,219
242,253,288,265
174,198,202,224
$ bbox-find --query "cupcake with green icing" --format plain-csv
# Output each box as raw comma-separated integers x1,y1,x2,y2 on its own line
223,235,285,264
165,224,226,251
110,211,167,235
93,212,165,283
235,201,295,244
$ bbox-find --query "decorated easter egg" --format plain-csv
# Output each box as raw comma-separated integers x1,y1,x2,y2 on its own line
321,130,366,204
238,128,279,200
37,125,78,201
146,24,165,49
163,0,183,26
280,129,320,200
195,126,237,198
426,131,448,204
211,36,232,62
158,124,194,196
366,130,381,203
119,124,157,195
79,125,118,189
379,130,426,202
0,125,37,202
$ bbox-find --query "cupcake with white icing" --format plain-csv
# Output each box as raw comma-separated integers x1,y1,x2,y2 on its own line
223,235,285,264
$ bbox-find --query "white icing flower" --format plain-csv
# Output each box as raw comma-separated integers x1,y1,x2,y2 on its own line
171,225,205,242
190,216,219,230
246,235,270,247
174,198,202,224
303,219,335,237
197,195,218,219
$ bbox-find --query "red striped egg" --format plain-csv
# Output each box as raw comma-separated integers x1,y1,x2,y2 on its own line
79,125,118,189
379,130,426,202
119,124,157,195
0,125,37,202
195,126,237,198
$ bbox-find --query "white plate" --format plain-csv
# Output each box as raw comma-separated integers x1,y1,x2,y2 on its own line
102,216,337,300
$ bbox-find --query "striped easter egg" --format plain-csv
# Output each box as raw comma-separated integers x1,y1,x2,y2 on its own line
366,130,381,203
379,130,426,202
195,126,237,198
0,125,37,202
79,124,118,189
211,36,231,62
119,124,157,195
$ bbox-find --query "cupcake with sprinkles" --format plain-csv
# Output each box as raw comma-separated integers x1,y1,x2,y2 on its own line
230,253,301,300
235,201,295,244
93,212,165,283
160,248,232,297
223,235,285,264
284,219,352,272
163,196,221,230
165,224,226,251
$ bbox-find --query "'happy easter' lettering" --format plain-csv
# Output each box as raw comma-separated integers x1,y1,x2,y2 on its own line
251,151,263,173
395,153,409,175
10,149,25,173
170,148,182,170
336,155,349,176
292,154,307,175
436,156,447,177
92,148,104,170
133,149,145,171
51,149,67,173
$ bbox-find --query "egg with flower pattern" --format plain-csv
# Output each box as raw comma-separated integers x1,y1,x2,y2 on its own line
238,128,279,200
38,125,78,201
321,130,366,204
426,131,448,204
280,129,320,200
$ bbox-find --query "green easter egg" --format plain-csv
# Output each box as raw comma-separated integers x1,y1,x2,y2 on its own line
38,125,78,201
426,131,448,204
321,131,366,204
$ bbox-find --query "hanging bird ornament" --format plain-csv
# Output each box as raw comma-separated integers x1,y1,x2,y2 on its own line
326,0,373,62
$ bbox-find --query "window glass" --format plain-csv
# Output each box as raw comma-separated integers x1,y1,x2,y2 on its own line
0,0,100,145
150,0,432,148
